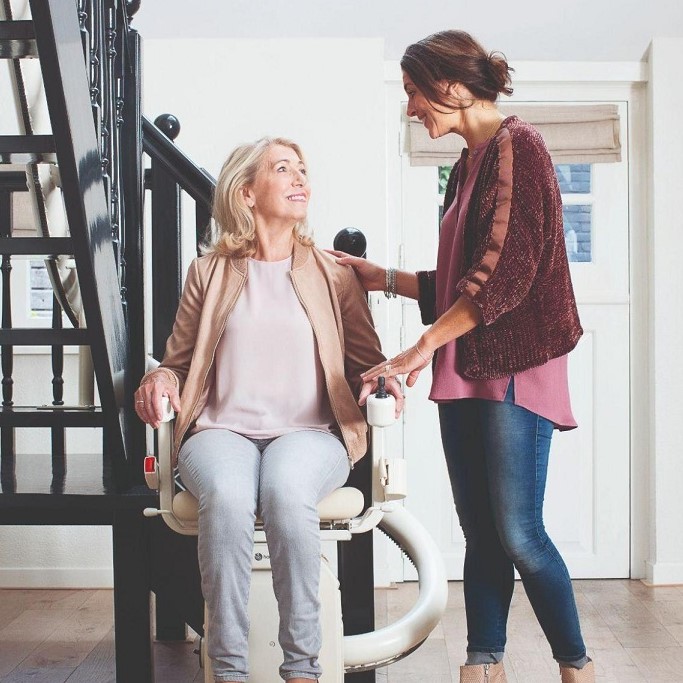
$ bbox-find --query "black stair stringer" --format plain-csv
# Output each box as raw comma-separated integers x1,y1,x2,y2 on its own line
28,0,131,488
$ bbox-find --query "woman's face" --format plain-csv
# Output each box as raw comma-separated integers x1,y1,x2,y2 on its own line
403,71,459,139
244,144,310,228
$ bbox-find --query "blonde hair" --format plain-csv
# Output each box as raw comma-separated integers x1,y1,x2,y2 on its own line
204,137,314,258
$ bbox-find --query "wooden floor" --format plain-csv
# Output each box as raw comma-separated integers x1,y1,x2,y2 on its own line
1,580,682,682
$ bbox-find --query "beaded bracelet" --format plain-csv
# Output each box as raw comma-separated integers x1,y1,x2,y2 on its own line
384,267,397,299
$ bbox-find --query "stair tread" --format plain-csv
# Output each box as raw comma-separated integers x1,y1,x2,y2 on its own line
0,20,37,59
0,20,35,38
0,451,154,517
0,135,56,164
0,445,157,507
0,405,104,427
0,237,74,255
0,328,89,345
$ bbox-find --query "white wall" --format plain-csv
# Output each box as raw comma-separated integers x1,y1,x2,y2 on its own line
132,0,683,62
646,37,683,585
142,38,387,269
0,37,389,587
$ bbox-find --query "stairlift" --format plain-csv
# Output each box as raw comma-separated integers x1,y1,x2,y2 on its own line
142,377,448,682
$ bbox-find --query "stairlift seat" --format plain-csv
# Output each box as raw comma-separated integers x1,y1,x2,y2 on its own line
171,486,365,524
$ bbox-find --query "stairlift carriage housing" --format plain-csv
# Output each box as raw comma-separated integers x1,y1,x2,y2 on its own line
143,376,448,682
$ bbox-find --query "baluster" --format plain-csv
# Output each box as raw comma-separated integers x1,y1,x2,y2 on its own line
89,0,101,140
196,202,212,257
96,0,109,206
98,8,111,242
151,114,182,362
78,0,89,62
106,4,118,246
0,188,15,492
50,295,66,494
116,76,127,314
120,23,146,483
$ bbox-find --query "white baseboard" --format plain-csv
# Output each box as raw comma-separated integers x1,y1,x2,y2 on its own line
0,567,113,589
644,561,683,586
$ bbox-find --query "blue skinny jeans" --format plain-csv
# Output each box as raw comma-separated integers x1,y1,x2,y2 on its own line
438,381,586,664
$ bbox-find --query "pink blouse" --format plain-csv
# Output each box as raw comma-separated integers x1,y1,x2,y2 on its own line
429,142,577,430
193,257,337,438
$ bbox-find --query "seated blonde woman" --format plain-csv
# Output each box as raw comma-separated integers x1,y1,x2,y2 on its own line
134,137,403,683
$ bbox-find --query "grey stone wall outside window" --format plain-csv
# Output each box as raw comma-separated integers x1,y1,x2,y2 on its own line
30,260,52,317
555,165,592,263
555,164,591,194
562,205,592,263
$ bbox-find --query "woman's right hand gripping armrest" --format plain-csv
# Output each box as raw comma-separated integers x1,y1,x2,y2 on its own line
134,371,182,430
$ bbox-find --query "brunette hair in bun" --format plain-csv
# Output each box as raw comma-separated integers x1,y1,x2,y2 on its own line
401,30,513,108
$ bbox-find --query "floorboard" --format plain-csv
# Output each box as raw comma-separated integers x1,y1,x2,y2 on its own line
1,580,682,681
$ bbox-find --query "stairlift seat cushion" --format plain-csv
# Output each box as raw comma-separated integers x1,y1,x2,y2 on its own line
171,486,365,524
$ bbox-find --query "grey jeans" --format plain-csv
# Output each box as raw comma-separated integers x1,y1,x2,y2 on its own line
178,428,350,682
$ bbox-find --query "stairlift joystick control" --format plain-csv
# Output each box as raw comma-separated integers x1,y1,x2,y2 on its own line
367,376,396,427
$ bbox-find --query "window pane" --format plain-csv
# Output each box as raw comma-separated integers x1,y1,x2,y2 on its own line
438,166,452,195
555,164,591,194
30,260,52,317
563,205,592,262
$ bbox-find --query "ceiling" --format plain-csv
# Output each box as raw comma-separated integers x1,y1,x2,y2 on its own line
132,0,682,62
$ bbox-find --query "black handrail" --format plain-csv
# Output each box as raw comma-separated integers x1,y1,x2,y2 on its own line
141,116,215,208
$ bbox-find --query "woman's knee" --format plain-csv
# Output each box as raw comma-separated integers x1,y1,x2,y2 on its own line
497,522,555,575
200,482,256,523
261,487,317,537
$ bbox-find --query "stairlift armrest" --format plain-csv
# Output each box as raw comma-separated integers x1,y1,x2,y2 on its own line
154,396,175,504
146,355,160,372
142,396,195,535
349,506,385,535
366,386,409,502
379,458,407,500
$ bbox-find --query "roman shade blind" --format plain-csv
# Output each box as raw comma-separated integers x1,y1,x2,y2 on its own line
407,104,621,166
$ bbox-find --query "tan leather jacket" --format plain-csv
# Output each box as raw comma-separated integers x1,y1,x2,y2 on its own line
142,241,385,465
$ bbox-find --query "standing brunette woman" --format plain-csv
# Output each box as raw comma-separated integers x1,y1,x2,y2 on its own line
334,30,594,683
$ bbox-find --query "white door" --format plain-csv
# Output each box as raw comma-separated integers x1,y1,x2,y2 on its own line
395,102,630,580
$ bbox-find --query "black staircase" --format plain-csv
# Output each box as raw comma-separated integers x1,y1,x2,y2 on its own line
0,0,153,680
0,2,377,681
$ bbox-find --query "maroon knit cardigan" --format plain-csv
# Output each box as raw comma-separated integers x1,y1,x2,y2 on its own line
417,116,583,379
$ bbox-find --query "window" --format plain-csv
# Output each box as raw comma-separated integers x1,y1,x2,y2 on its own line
556,164,592,263
30,260,53,318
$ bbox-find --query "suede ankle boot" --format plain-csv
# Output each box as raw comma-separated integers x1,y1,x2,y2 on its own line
560,660,595,682
460,662,507,683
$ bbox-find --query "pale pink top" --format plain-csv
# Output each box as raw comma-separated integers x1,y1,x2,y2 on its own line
194,256,337,438
429,142,577,430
